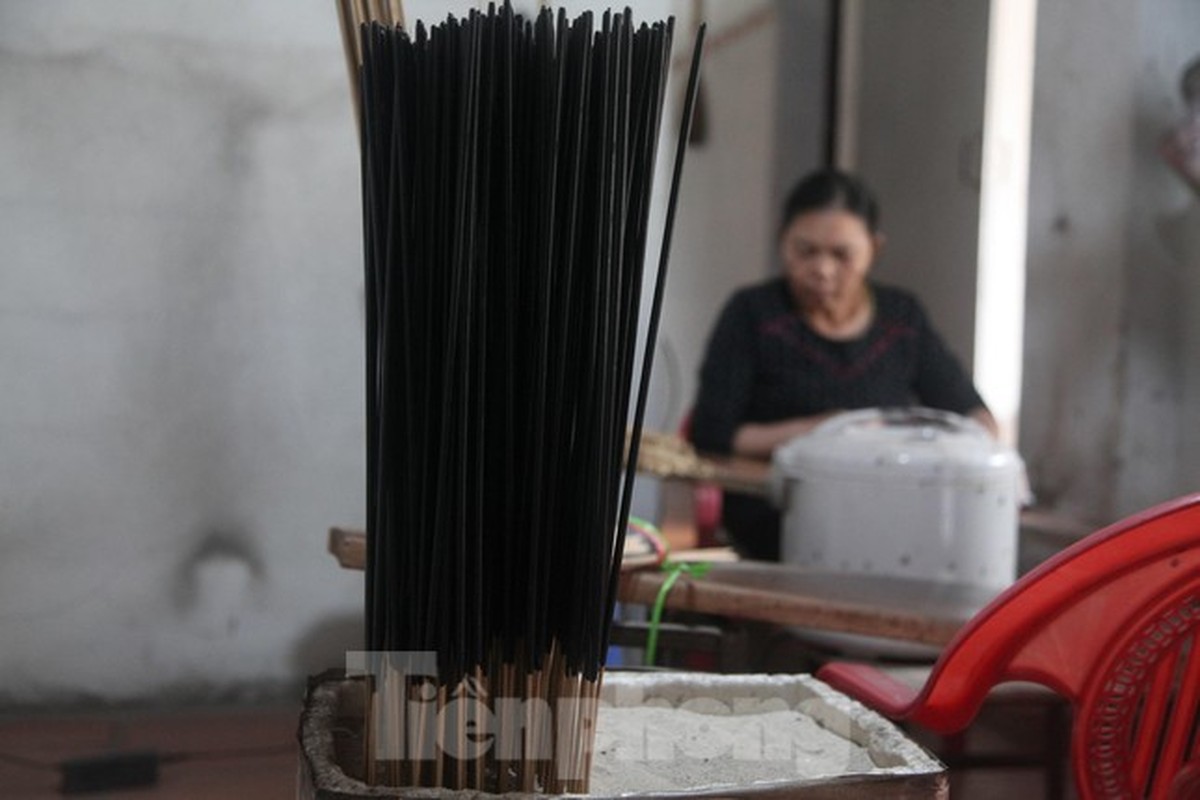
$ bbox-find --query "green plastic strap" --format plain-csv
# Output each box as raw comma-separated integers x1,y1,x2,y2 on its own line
644,560,713,667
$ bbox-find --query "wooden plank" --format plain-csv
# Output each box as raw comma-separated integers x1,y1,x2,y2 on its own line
330,524,979,646
617,562,991,647
327,527,720,574
328,526,367,570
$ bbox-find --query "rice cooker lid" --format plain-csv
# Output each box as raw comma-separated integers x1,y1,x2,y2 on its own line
772,407,1021,479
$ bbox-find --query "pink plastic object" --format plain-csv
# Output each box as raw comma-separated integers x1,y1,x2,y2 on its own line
679,412,723,548
817,493,1200,799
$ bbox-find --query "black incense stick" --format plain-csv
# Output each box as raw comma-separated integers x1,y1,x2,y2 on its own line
355,5,700,789
604,20,705,653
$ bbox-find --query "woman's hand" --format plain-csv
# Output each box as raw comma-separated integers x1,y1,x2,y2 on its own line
969,406,1001,439
731,412,842,459
732,406,1000,459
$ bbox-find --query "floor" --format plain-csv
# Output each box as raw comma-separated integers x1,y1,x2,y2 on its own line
0,702,300,799
0,698,1070,799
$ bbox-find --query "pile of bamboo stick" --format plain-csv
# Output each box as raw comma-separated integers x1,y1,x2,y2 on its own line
345,3,703,791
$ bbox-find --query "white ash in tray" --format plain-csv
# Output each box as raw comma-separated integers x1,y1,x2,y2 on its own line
300,672,940,797
589,701,873,793
587,674,886,795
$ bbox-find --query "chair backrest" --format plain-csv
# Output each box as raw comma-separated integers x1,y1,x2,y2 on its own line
822,493,1200,799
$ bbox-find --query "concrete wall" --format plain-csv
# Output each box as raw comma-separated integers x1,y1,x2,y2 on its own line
0,0,369,703
9,0,1195,705
0,0,678,705
1118,0,1200,514
1020,0,1137,523
846,0,990,372
657,0,787,430
1021,0,1200,521
772,2,836,218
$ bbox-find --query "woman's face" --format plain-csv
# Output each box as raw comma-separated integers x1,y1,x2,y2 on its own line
780,208,879,309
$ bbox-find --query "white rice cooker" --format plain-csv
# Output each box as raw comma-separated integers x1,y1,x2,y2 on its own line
770,407,1026,590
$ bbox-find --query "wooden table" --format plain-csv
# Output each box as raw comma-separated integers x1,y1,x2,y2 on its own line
331,526,989,648
618,561,996,648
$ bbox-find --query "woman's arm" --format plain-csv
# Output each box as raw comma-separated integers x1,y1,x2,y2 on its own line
690,292,757,453
730,412,839,459
909,296,999,437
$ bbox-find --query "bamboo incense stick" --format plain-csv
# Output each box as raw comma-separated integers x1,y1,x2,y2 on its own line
354,4,700,790
605,18,706,649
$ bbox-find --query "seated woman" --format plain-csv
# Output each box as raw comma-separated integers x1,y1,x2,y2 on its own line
689,169,997,561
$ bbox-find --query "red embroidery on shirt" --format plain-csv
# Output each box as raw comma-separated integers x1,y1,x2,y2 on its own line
759,315,916,381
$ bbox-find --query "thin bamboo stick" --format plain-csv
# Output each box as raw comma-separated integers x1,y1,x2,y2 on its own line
355,6,701,790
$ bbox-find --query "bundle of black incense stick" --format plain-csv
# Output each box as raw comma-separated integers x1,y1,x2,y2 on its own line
357,3,703,791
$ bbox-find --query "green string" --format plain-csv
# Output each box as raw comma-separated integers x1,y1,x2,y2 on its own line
644,560,712,667
627,514,657,533
626,515,666,562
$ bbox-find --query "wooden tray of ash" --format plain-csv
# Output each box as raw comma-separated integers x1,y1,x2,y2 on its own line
297,671,946,799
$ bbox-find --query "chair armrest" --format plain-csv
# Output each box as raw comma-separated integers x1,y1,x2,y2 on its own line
816,661,922,720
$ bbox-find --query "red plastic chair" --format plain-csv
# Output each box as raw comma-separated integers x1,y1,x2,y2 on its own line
818,493,1200,799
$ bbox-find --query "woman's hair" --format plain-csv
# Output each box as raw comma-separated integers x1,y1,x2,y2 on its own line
780,169,880,235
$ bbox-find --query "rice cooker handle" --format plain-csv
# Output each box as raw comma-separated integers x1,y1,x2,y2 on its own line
878,407,985,436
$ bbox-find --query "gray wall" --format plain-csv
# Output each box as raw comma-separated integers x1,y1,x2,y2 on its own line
1,0,369,702
6,0,1198,705
1022,0,1200,521
1118,0,1200,515
0,0,679,705
772,1,836,218
659,1,787,430
847,0,990,371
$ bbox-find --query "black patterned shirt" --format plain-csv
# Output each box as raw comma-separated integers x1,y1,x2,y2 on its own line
690,278,986,454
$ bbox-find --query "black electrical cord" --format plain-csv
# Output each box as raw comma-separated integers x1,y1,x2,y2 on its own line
0,742,295,794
